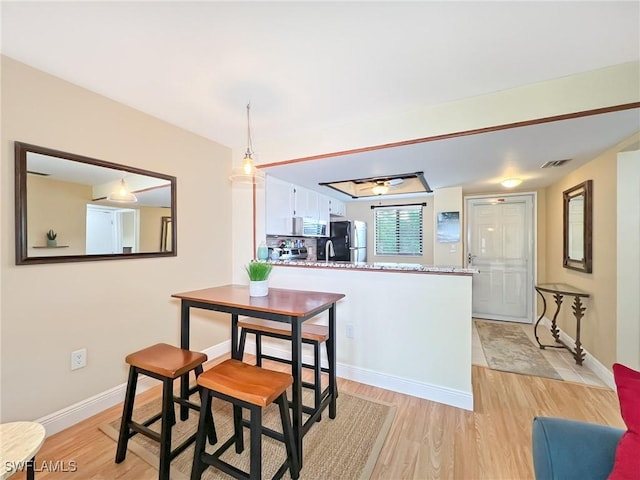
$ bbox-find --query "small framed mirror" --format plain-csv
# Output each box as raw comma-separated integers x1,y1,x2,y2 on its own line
563,180,592,273
15,142,177,265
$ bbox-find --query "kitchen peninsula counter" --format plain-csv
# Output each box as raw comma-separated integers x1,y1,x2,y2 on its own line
264,261,476,411
268,260,477,275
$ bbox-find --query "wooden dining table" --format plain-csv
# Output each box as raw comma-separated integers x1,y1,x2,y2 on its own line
171,284,345,468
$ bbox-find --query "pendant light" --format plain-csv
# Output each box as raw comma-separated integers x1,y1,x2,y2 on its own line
229,103,265,185
107,178,138,203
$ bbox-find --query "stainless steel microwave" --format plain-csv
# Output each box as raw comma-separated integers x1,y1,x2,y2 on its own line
292,217,327,237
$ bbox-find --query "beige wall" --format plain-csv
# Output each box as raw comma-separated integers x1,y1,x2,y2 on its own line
1,56,233,422
139,207,171,252
344,198,434,265
542,132,640,370
27,176,91,256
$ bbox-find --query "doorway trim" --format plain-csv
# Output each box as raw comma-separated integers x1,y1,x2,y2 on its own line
464,192,537,323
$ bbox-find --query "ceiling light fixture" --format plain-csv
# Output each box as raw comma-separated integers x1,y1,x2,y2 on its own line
501,178,522,188
371,182,389,195
107,178,138,203
229,103,265,185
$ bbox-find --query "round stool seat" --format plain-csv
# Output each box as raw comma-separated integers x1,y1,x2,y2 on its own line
0,421,46,479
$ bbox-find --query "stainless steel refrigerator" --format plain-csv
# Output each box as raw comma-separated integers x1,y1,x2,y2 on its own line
318,220,367,262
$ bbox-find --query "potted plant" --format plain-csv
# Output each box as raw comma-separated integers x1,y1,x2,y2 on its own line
245,261,273,297
46,229,57,247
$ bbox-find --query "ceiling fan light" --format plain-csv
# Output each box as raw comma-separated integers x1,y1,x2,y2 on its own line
501,178,522,188
372,184,389,195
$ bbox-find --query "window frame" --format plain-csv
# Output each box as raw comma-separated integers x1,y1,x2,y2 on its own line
373,204,424,257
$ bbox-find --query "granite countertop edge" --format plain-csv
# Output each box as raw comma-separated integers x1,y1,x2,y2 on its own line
267,260,478,275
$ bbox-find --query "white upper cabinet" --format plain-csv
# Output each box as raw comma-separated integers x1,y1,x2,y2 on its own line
266,176,341,235
329,198,346,217
292,186,319,219
265,175,294,235
317,194,331,226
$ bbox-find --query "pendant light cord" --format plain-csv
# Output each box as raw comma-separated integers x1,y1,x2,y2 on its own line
246,102,253,157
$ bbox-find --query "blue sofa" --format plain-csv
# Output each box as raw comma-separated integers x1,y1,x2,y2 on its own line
532,417,624,480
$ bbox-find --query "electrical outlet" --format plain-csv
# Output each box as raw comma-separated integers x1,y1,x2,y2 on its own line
346,323,355,339
71,348,87,370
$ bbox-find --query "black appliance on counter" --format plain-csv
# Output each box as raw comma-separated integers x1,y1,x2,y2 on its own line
317,220,367,262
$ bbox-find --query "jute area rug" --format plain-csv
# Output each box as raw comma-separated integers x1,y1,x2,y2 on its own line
475,319,563,381
100,390,395,480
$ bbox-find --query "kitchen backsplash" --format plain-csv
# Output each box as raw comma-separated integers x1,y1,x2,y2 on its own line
266,235,317,261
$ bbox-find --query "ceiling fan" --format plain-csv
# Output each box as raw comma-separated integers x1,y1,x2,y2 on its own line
361,178,404,195
319,171,431,198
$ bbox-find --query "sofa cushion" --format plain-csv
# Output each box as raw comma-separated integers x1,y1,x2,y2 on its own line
609,363,640,480
532,417,623,480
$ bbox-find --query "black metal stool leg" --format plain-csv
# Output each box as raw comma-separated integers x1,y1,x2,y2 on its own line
159,378,174,480
249,404,262,479
238,328,247,361
115,367,138,463
26,457,35,480
190,389,212,480
325,340,338,399
314,342,322,421
277,393,299,479
255,333,263,367
233,404,244,453
193,366,217,445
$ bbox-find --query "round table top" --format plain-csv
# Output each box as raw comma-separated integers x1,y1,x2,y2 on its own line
0,422,46,479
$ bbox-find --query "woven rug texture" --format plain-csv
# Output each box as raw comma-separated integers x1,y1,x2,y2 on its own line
100,390,395,480
475,319,563,381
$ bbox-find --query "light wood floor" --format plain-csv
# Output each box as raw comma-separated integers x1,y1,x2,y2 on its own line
16,357,623,480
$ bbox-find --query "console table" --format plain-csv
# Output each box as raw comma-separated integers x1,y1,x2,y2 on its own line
534,283,590,365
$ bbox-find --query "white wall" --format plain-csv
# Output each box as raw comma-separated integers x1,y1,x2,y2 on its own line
1,56,234,422
617,149,640,369
433,187,463,266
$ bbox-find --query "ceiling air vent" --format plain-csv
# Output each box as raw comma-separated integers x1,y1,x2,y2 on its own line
540,159,572,169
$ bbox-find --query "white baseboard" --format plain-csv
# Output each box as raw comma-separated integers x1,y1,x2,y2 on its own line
337,363,474,411
540,317,615,389
36,340,232,437
256,340,473,411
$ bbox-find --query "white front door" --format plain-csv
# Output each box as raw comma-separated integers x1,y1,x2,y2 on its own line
466,194,535,323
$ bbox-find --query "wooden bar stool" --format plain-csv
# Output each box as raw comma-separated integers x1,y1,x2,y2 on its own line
115,343,216,480
191,359,299,480
237,318,335,418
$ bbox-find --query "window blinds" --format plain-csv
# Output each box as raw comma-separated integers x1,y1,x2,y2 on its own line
374,205,423,256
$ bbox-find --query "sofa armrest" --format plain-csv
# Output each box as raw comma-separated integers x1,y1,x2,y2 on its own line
532,417,624,480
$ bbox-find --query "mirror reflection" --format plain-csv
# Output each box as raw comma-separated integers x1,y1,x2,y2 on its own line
567,194,584,261
15,142,177,264
563,180,592,273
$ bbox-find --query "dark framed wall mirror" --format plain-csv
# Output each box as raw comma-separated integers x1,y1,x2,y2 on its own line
563,179,592,273
15,142,177,265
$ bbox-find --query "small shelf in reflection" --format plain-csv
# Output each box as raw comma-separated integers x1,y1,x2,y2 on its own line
32,245,70,249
